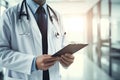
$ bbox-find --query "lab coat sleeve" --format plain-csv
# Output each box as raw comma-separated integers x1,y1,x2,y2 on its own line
0,11,34,75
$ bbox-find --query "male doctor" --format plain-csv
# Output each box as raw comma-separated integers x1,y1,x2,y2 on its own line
0,0,74,80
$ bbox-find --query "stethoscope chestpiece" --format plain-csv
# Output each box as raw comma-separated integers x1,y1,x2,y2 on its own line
64,32,66,35
55,32,66,38
55,32,60,38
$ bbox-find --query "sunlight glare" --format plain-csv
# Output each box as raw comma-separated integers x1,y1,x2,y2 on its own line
63,16,85,33
63,15,86,43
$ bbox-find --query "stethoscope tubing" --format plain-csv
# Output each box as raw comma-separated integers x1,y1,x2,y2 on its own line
19,0,58,23
18,0,61,38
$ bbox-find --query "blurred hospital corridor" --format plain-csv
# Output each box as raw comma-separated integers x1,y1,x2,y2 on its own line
0,0,120,80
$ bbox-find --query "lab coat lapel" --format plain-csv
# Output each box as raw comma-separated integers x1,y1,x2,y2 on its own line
48,7,59,34
48,10,61,37
27,6,43,55
47,7,61,55
17,2,43,55
47,8,55,55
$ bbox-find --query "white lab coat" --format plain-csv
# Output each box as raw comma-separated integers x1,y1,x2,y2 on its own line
0,2,67,80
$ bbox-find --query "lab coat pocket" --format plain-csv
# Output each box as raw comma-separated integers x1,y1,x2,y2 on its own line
17,22,32,43
17,18,31,37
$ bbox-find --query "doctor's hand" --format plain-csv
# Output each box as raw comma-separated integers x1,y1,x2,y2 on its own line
36,55,58,70
59,54,74,67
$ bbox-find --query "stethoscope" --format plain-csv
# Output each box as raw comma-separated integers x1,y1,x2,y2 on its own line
19,0,58,23
18,0,61,38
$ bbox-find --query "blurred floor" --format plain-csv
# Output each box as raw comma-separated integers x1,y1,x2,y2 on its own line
0,53,113,80
101,47,120,80
60,52,113,80
102,59,120,80
93,44,120,80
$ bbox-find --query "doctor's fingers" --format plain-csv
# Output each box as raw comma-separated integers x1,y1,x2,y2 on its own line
38,61,55,70
59,58,72,67
43,57,58,63
36,55,51,69
38,55,55,62
59,55,74,67
42,54,58,61
41,61,56,70
37,55,51,60
64,54,74,59
61,54,74,63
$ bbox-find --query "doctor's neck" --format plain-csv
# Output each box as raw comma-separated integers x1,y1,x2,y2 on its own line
33,0,46,6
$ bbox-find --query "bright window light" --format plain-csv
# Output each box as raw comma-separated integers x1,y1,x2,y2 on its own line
63,15,86,43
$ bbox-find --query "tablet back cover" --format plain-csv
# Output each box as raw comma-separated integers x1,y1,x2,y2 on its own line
52,44,88,57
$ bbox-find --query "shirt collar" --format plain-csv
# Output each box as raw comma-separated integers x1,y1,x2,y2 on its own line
26,0,47,14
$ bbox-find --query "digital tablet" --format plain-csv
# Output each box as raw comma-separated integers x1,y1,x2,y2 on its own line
52,44,88,57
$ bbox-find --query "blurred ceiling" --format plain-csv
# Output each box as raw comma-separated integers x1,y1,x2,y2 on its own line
1,0,100,15
48,0,100,15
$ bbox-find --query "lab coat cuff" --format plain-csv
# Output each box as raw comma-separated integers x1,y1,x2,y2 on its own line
31,57,37,72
